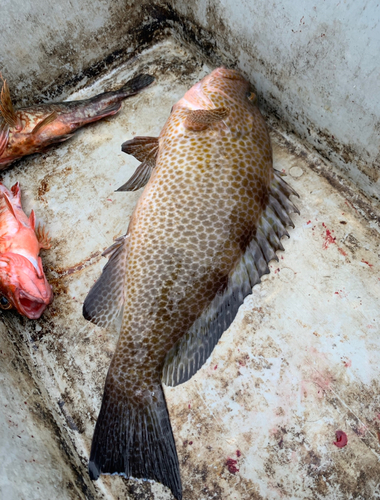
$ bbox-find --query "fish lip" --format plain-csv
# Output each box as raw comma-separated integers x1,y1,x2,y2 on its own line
15,288,52,319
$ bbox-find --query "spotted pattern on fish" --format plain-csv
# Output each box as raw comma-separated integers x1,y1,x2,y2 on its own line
85,68,299,500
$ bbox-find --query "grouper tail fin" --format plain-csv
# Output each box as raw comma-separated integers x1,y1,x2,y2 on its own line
89,375,182,500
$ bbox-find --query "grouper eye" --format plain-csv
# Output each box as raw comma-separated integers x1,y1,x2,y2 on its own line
0,296,12,310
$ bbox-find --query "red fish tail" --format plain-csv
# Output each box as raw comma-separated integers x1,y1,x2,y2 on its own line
89,376,182,500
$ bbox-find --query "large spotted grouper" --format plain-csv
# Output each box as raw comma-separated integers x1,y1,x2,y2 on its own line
83,67,299,499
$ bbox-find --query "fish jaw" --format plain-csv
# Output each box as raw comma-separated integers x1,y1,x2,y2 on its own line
0,253,53,319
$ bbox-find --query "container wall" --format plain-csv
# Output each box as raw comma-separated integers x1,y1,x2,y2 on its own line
167,0,380,208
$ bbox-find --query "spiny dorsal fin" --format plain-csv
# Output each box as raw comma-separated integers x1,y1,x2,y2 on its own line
29,210,36,231
32,111,58,134
118,136,159,191
0,120,9,157
0,74,20,130
83,234,129,328
184,107,229,131
2,191,18,222
162,171,299,387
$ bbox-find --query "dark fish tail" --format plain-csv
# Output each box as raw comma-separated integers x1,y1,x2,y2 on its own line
112,73,155,99
89,376,182,500
60,74,155,125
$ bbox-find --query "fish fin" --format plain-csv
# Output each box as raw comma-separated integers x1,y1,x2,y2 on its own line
29,210,36,231
89,378,182,500
35,223,51,250
184,107,229,131
70,102,122,125
2,191,18,222
31,111,58,134
162,172,299,386
0,120,10,157
118,136,159,191
0,74,21,130
117,73,155,97
82,234,129,328
116,160,155,192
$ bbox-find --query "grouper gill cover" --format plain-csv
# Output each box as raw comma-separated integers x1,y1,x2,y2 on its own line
83,67,299,500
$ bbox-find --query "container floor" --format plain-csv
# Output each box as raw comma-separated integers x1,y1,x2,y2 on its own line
0,37,379,500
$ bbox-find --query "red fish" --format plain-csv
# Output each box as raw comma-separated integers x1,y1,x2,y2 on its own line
0,73,154,168
83,68,299,499
0,182,52,318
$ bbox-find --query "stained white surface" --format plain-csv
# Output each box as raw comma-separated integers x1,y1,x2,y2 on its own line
0,38,379,499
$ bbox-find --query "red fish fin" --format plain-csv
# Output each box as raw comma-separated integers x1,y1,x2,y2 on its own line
2,192,18,222
83,234,129,327
162,171,299,386
118,136,159,191
29,210,36,230
0,120,10,157
35,223,51,250
89,378,182,500
184,107,229,131
0,74,21,130
31,111,58,134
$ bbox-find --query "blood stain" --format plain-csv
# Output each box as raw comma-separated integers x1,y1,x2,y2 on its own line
236,450,241,457
361,259,373,267
333,430,348,448
226,458,239,474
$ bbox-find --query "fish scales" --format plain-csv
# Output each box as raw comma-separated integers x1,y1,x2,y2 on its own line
83,68,299,499
0,73,154,168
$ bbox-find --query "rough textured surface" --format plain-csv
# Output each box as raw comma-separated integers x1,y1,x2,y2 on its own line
0,37,379,499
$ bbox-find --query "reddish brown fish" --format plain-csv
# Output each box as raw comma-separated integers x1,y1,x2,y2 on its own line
0,73,154,168
0,182,52,318
83,68,299,499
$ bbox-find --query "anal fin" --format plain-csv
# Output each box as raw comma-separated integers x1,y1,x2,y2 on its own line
82,234,129,328
162,171,299,387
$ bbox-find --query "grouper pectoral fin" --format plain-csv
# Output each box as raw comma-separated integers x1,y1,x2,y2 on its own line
162,172,299,387
117,136,159,191
0,74,21,130
184,107,229,131
82,234,129,328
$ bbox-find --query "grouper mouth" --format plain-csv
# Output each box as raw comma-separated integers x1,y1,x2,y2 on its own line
17,289,51,319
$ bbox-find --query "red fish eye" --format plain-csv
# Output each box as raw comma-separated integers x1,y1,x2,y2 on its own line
0,296,12,310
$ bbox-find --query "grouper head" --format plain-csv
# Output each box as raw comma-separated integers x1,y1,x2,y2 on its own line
173,67,258,114
0,252,53,319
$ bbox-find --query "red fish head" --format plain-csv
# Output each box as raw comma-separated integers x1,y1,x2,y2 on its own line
0,252,53,319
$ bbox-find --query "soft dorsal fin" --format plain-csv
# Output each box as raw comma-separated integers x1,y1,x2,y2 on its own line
32,111,58,134
0,120,9,157
162,172,299,387
83,234,129,328
184,107,229,131
0,75,21,130
117,136,159,191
